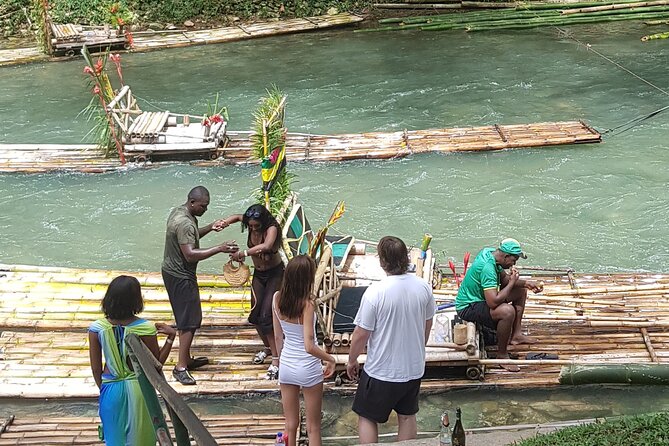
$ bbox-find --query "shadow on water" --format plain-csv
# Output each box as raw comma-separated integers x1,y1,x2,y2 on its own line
3,385,669,443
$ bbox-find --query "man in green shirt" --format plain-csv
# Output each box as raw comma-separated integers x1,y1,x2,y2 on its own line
455,238,543,372
162,186,238,385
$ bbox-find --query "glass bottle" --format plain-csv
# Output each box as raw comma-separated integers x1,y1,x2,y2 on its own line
452,407,465,446
439,411,452,446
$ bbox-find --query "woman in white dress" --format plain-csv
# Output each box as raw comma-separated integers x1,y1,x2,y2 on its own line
273,255,336,446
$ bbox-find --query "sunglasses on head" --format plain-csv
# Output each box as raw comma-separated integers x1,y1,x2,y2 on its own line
245,209,262,219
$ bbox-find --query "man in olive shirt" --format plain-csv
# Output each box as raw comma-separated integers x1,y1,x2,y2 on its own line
162,186,238,385
455,238,543,372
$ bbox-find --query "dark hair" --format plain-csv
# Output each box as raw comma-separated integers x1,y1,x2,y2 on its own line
278,255,316,319
241,204,280,233
377,236,409,275
101,275,144,320
188,186,209,201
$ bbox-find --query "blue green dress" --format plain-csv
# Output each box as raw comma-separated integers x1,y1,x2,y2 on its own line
89,318,157,446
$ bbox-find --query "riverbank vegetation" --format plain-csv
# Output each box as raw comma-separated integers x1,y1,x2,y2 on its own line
1,0,371,37
515,412,669,446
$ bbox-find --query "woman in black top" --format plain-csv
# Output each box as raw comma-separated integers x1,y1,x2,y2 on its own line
228,204,284,379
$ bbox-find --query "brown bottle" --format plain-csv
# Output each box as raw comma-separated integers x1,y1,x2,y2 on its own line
451,407,465,446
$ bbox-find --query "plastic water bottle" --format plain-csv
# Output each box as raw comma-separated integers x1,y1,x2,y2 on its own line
275,432,285,444
439,411,452,446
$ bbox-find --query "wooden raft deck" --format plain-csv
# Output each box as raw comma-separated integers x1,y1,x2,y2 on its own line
0,121,601,174
132,13,364,52
0,264,667,398
0,13,363,67
0,414,285,445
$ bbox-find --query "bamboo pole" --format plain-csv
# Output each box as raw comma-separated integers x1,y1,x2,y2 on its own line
561,0,669,14
640,327,660,363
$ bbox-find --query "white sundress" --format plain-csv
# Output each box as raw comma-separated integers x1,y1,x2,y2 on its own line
274,303,323,388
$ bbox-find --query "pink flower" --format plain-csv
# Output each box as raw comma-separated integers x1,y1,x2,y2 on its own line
110,54,121,64
94,59,104,75
83,66,94,75
93,85,101,95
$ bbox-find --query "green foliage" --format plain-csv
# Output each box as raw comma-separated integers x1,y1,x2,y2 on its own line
251,86,293,215
0,0,29,37
3,0,371,35
514,412,669,446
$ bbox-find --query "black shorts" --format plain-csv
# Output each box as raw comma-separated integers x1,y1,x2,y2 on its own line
162,270,202,331
352,369,422,423
457,300,497,330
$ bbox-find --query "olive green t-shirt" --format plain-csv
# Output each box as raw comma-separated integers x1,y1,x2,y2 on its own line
455,248,503,311
161,205,199,279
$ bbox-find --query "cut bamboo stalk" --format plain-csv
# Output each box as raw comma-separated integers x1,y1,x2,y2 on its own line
640,327,660,362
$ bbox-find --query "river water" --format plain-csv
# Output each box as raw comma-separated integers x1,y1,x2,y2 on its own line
1,20,668,439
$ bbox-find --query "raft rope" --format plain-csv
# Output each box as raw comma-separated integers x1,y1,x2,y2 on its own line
565,32,669,135
132,25,668,137
517,7,669,136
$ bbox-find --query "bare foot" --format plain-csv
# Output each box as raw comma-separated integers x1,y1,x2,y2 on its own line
510,334,538,345
496,354,520,372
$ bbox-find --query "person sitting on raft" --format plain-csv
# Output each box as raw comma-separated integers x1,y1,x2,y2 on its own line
455,238,543,372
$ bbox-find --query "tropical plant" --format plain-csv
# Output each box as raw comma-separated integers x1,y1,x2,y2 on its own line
202,92,229,128
108,2,133,29
514,412,669,446
251,86,292,216
80,46,125,160
309,201,346,258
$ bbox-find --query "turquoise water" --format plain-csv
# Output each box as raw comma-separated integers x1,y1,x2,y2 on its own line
1,20,669,437
4,385,669,441
1,23,668,273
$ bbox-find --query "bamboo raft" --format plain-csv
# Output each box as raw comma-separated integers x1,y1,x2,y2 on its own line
1,263,668,398
0,13,364,68
0,414,285,445
131,13,364,52
0,120,601,173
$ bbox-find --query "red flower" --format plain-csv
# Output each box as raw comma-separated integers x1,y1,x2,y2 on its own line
110,53,121,64
94,59,103,75
83,66,94,75
463,251,471,276
202,117,211,127
125,31,134,47
117,17,125,26
209,114,223,124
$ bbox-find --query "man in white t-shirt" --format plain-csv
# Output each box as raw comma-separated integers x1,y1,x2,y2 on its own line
346,236,436,444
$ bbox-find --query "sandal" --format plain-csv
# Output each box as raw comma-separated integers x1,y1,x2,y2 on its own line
253,349,269,364
266,364,279,380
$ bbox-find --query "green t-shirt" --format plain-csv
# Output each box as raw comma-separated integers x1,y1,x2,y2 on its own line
161,205,199,279
455,248,503,311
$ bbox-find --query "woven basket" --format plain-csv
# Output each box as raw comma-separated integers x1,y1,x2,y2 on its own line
223,260,250,286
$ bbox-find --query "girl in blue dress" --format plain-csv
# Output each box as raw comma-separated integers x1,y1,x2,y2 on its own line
89,275,176,446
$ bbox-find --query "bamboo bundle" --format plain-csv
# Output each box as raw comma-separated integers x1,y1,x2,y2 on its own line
374,3,462,9
370,0,669,33
561,0,669,14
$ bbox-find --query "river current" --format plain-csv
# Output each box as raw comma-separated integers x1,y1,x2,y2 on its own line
1,20,668,440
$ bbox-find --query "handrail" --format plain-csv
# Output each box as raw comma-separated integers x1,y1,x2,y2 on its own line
125,333,217,446
106,85,130,110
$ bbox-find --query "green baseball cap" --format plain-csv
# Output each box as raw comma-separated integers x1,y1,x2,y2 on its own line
499,238,527,259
